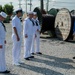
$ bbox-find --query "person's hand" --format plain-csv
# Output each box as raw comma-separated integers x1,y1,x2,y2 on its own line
25,34,28,38
17,36,20,41
4,40,6,44
35,34,37,38
37,29,39,32
0,45,2,49
37,29,40,34
37,29,40,33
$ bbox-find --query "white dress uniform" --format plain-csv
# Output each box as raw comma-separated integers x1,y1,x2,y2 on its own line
23,17,34,58
12,15,22,64
0,22,6,72
31,18,41,53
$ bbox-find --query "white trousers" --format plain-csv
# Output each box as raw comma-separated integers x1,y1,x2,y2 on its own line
0,41,6,72
12,35,21,64
31,33,40,53
24,35,33,58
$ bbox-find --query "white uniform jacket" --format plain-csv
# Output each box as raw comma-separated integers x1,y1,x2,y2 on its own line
32,18,41,35
23,17,34,36
12,16,22,38
0,22,6,72
0,22,6,45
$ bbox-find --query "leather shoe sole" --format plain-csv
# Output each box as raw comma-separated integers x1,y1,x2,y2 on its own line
0,70,10,73
36,52,42,55
29,56,34,58
24,58,30,60
73,57,75,59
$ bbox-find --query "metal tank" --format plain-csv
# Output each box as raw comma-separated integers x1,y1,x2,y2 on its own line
33,7,56,36
48,8,59,16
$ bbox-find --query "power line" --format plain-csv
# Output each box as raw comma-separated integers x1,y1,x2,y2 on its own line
49,1,75,4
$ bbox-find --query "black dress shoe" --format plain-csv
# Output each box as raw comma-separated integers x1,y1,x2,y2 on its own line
24,58,30,60
0,70,10,73
73,57,75,59
31,53,35,55
29,56,34,58
36,52,42,55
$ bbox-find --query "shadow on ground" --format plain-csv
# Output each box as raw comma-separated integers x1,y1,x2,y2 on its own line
30,54,75,69
1,73,18,75
41,54,75,63
18,54,75,75
20,63,63,75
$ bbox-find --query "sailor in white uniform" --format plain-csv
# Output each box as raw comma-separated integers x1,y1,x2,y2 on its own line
31,12,42,55
23,11,34,60
0,12,10,73
12,8,23,65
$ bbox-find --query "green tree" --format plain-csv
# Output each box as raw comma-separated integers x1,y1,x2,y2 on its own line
3,4,13,15
0,5,3,12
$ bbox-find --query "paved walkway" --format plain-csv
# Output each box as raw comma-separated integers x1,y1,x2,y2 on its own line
0,23,75,75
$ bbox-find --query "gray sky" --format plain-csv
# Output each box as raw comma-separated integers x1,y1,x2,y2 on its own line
0,0,75,12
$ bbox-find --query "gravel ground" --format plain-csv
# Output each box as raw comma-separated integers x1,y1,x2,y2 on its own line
0,23,75,75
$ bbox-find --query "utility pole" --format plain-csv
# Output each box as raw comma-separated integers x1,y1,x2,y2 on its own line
30,0,32,11
18,0,22,8
26,0,27,13
40,0,44,12
10,2,12,6
46,0,49,12
24,0,27,13
28,0,32,11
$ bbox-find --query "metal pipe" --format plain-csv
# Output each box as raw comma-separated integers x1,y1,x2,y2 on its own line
40,0,44,12
46,0,49,12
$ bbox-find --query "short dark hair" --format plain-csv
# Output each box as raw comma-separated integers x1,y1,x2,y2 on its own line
16,10,22,14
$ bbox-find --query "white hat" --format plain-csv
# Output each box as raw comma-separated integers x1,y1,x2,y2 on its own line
0,12,7,18
27,11,33,15
15,8,22,12
33,12,37,15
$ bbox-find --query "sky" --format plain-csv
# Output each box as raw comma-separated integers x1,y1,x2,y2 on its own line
0,0,75,12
